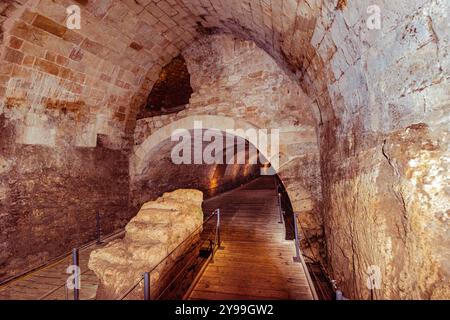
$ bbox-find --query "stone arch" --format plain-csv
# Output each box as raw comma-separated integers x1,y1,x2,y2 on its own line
131,115,265,180
131,113,310,181
130,112,314,224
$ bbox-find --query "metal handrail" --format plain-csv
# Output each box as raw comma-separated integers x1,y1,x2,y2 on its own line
276,176,349,300
117,277,144,300
295,214,350,300
152,209,219,274
291,212,319,300
0,225,125,288
152,237,209,300
117,208,221,300
274,177,319,300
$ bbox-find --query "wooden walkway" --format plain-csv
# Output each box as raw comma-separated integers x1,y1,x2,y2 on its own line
0,232,124,300
0,177,314,300
190,177,314,300
0,249,98,300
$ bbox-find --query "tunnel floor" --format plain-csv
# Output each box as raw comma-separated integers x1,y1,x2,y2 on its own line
0,235,122,300
190,177,314,300
0,177,314,300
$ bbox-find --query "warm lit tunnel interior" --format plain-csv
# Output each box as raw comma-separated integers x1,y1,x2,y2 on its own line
0,0,449,301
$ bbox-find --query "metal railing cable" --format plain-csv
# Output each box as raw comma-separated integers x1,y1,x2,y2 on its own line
292,216,320,300
61,211,129,300
2,211,129,300
274,177,320,300
294,220,329,300
117,208,220,300
152,237,208,300
0,222,124,289
61,206,218,301
277,180,329,298
117,277,144,300
275,177,348,300
295,215,349,300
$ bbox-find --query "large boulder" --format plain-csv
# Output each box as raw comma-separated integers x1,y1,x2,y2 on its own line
88,189,204,299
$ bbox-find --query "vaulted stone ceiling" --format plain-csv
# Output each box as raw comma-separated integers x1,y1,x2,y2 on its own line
3,0,319,136
1,0,447,140
144,54,193,115
1,0,323,137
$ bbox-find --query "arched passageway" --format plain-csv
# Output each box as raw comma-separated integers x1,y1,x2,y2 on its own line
190,177,316,300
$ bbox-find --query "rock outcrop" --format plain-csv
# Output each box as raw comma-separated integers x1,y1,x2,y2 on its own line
323,124,450,299
88,189,204,299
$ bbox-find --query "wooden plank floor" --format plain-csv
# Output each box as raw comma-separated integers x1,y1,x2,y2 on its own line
1,176,314,300
0,248,98,300
0,232,124,300
190,177,314,300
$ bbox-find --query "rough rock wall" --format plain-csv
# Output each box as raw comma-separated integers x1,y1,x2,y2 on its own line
324,124,449,300
89,189,204,300
309,1,450,299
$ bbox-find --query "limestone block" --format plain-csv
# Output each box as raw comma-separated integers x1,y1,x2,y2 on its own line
19,125,56,146
75,122,98,147
88,189,203,299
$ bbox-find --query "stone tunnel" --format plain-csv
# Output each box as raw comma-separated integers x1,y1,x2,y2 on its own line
0,0,449,301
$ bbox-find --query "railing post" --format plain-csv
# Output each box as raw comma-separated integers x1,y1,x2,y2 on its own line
277,193,284,224
144,272,150,300
332,280,348,300
209,239,215,263
293,212,302,263
274,176,278,196
292,213,319,300
214,209,224,251
216,209,221,248
72,248,80,300
96,211,101,245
